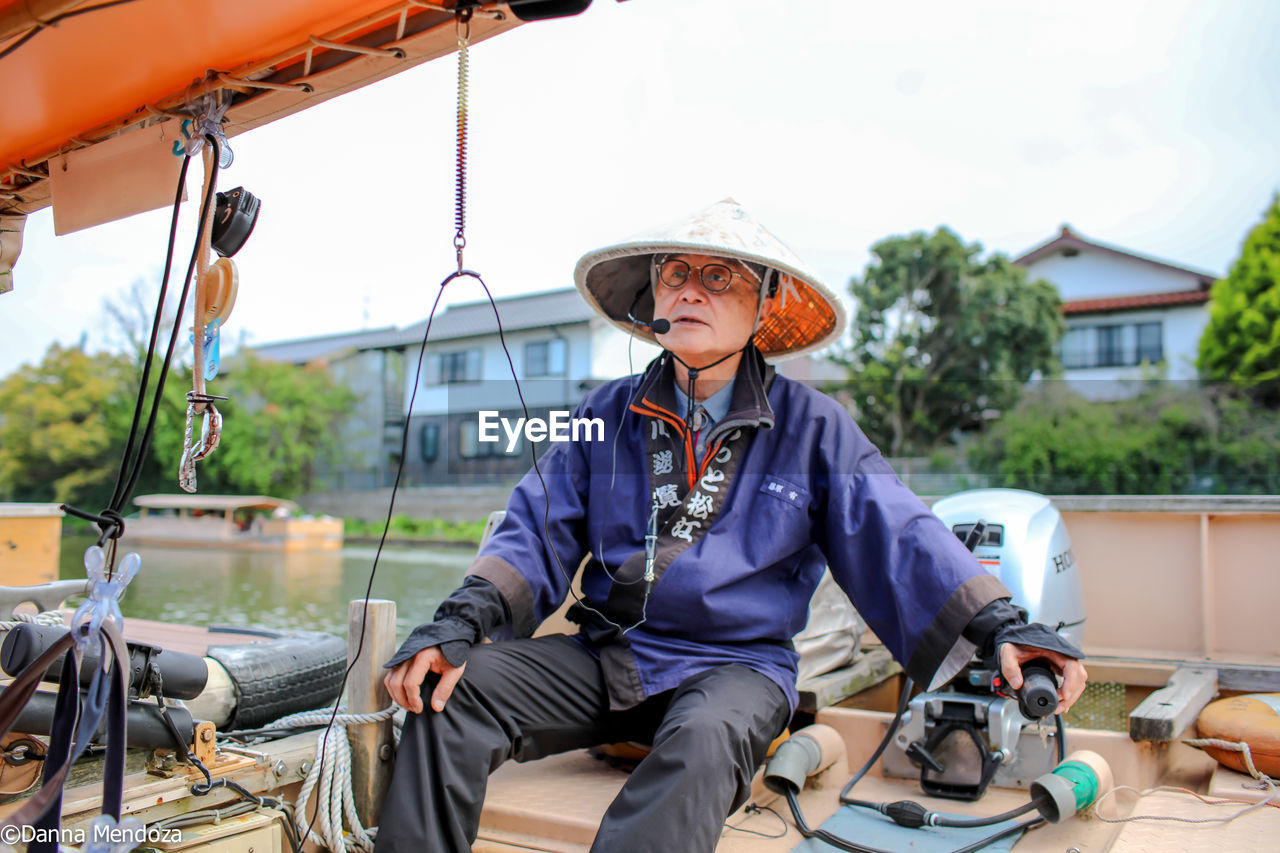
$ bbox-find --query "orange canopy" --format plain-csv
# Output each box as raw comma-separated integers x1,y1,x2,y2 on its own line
0,0,523,214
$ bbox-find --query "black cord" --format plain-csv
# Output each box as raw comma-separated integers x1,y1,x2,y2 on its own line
107,152,193,512
299,266,554,847
61,135,220,549
839,676,914,805
298,267,455,847
116,136,220,509
0,0,142,63
723,803,788,839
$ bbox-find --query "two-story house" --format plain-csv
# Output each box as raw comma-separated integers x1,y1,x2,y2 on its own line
248,326,406,490
370,288,661,485
1014,226,1217,399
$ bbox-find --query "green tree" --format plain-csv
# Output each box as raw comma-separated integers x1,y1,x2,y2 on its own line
970,384,1280,494
1198,193,1280,404
836,227,1063,456
0,344,133,506
0,347,356,507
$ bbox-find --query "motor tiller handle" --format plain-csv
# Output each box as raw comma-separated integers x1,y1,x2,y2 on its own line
1017,660,1059,719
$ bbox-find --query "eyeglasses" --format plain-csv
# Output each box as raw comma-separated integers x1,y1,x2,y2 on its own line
657,258,755,293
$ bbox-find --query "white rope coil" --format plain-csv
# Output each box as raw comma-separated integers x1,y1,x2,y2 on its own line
269,707,395,729
265,707,395,853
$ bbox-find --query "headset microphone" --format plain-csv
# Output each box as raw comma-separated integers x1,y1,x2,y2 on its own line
626,284,671,334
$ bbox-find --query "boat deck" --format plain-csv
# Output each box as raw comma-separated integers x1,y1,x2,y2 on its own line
473,706,1278,852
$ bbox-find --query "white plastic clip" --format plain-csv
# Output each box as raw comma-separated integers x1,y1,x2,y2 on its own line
71,546,140,655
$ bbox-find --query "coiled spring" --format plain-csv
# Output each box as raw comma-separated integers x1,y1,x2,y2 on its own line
453,10,472,265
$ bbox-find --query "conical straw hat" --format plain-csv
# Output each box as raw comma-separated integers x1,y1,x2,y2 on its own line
574,199,845,360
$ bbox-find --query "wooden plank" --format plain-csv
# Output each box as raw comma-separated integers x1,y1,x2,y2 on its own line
1079,659,1177,688
1129,666,1218,742
796,647,901,714
1217,664,1280,692
347,599,396,828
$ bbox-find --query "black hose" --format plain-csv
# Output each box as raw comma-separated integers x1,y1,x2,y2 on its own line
838,676,914,805
786,788,1044,853
928,795,1045,827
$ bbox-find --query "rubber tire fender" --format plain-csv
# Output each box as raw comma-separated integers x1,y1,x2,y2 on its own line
207,628,346,731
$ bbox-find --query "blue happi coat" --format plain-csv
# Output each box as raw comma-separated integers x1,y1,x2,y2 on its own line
394,347,1010,713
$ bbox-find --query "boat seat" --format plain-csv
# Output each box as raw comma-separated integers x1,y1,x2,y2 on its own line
476,742,783,852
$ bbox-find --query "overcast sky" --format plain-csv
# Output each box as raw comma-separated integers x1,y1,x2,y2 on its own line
4,0,1279,371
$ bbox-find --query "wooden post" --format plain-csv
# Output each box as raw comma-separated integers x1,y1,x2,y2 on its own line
347,598,396,829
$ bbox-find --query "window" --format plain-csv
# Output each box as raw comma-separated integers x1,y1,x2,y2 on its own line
1096,325,1124,367
427,349,481,385
525,339,567,377
458,420,483,458
1136,323,1163,364
458,419,522,459
420,423,439,462
1060,327,1092,369
1059,321,1165,369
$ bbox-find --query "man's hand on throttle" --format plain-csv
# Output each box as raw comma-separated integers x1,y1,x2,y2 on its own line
999,642,1088,715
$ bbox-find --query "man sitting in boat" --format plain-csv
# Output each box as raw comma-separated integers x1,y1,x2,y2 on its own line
377,200,1087,852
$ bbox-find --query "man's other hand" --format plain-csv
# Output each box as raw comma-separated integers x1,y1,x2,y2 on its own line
384,646,466,714
999,643,1087,715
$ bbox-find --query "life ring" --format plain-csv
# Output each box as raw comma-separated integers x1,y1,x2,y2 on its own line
1194,693,1280,777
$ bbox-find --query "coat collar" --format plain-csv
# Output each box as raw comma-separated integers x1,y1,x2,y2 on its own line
631,344,776,436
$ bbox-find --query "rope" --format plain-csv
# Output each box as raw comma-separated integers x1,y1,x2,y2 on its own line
0,610,65,632
216,72,314,94
270,708,396,729
269,707,395,853
1093,738,1278,825
191,144,216,398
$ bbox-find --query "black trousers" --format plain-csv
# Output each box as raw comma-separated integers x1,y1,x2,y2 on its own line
374,634,790,853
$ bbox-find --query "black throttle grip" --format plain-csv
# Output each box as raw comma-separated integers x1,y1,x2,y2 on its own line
1017,661,1059,719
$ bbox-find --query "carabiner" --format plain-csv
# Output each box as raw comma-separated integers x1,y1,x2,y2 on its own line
179,393,227,492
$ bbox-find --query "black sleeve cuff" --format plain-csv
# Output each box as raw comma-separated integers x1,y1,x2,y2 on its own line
961,597,1023,660
994,622,1085,661
383,576,510,669
962,597,1085,662
384,618,475,669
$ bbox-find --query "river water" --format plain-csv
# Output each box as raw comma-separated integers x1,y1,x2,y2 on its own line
58,535,475,644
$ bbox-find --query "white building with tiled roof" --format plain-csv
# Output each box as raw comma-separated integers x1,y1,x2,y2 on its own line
1014,226,1217,398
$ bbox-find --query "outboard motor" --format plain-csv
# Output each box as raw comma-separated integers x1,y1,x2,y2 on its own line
881,489,1086,799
